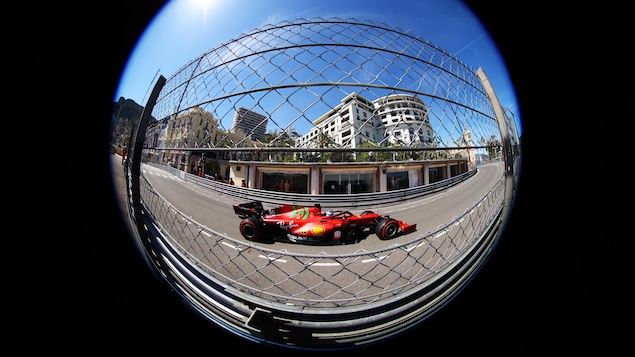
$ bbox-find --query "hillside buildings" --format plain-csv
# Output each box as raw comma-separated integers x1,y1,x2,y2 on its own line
144,106,259,167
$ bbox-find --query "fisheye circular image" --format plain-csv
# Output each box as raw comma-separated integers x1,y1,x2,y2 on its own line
110,0,523,350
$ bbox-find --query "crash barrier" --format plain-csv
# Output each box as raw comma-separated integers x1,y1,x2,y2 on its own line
146,161,476,208
125,162,504,348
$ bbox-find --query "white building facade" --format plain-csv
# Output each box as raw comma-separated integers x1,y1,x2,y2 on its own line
295,92,434,149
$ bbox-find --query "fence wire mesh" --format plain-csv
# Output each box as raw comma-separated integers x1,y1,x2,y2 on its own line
139,170,504,308
123,16,518,348
147,17,502,159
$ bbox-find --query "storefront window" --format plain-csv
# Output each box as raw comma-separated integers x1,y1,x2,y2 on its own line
262,172,308,193
387,171,409,190
428,167,444,183
323,173,373,194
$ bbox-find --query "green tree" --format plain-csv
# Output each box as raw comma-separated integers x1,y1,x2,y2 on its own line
486,135,502,159
354,140,378,162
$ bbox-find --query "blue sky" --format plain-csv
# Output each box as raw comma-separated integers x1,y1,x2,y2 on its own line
114,0,521,134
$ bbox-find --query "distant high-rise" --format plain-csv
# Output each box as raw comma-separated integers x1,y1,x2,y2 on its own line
231,107,268,140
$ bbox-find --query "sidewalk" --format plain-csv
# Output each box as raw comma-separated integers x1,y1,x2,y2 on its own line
110,153,130,226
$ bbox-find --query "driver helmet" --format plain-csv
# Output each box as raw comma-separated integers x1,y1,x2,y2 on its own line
325,210,333,216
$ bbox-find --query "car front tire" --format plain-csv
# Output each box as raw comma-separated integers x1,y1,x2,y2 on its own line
375,218,400,240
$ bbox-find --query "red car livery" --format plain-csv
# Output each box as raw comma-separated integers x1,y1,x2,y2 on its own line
233,201,416,244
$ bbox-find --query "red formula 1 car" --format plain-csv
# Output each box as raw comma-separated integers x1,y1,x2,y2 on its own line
233,201,416,245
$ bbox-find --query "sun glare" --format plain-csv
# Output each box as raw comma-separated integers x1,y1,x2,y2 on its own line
185,0,224,21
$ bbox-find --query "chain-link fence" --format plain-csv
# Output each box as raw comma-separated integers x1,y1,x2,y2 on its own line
123,17,521,349
145,17,511,163
139,167,503,308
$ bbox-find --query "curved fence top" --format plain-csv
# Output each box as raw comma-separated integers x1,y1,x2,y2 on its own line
150,17,500,154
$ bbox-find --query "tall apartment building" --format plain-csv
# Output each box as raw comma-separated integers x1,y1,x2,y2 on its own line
296,92,376,149
295,92,434,149
230,107,268,140
374,93,434,147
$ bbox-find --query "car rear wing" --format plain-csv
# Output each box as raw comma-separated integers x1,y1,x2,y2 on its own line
233,201,265,218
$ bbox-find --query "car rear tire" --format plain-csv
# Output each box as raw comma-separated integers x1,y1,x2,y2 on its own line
240,217,261,241
375,218,400,240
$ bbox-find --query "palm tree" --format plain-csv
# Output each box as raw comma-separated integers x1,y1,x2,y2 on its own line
486,135,501,160
316,132,332,148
